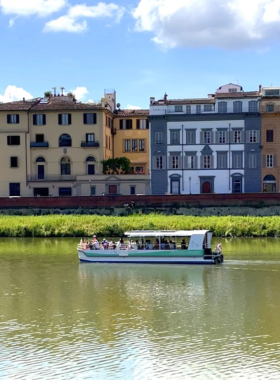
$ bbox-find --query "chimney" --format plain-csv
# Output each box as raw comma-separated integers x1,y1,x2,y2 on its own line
23,97,25,102
259,84,262,94
164,93,168,104
150,97,155,105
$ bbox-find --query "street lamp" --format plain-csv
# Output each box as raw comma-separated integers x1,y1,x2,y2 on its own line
189,177,191,194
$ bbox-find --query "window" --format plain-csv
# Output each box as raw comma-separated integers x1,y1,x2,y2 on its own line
218,102,227,113
217,153,227,169
60,157,71,175
249,153,257,168
33,114,46,125
249,101,258,112
175,105,183,112
59,134,72,147
59,187,72,196
203,155,211,169
185,155,196,169
86,133,95,143
90,186,96,196
155,132,162,144
171,155,179,169
120,119,132,130
265,89,280,96
232,153,243,168
139,139,145,151
137,119,149,129
135,166,144,173
233,131,242,143
233,101,242,113
170,130,180,144
36,157,45,163
203,131,211,144
266,130,274,142
266,104,274,113
130,186,136,195
266,154,273,168
58,114,71,125
218,131,226,144
196,105,201,114
7,136,20,145
83,113,96,124
229,88,238,93
9,183,20,196
10,157,18,168
204,104,213,112
186,105,191,114
86,156,96,175
233,179,242,193
124,140,130,152
156,156,163,169
132,140,138,151
7,114,19,124
186,130,195,144
36,134,44,143
34,188,49,197
249,130,257,143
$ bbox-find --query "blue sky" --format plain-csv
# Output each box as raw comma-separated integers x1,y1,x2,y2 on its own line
1,0,280,108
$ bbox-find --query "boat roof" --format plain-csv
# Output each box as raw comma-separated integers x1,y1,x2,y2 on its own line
124,230,210,237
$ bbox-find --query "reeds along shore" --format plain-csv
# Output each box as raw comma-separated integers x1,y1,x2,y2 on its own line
0,214,279,237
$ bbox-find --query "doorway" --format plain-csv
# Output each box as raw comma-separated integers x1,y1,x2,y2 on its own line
202,181,211,194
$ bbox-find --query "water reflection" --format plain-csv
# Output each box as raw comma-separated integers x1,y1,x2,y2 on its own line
1,238,280,379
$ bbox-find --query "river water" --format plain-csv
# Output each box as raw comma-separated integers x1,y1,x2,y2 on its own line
1,237,280,379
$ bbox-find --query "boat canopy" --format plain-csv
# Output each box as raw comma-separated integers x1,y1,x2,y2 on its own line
124,230,210,238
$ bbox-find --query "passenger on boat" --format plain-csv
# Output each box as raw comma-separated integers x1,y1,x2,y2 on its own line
169,241,175,250
181,239,186,249
154,238,159,250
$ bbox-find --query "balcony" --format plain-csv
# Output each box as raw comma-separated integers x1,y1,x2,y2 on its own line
81,141,100,148
30,142,49,148
28,175,76,182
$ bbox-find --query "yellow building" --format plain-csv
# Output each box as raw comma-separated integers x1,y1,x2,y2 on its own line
113,109,150,174
0,92,150,197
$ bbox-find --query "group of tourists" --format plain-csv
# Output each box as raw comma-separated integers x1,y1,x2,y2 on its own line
79,235,189,251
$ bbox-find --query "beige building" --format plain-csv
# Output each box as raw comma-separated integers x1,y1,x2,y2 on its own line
0,91,150,197
260,87,280,192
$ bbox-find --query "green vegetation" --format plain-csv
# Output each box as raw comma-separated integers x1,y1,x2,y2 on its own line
0,214,279,237
101,157,131,174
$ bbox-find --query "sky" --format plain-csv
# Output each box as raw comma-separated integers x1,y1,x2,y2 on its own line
1,0,280,109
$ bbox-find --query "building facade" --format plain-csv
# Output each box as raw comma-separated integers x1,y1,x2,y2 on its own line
260,87,280,193
0,90,150,197
150,84,261,195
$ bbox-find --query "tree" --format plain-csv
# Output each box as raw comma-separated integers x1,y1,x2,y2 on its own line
44,91,52,98
101,157,131,174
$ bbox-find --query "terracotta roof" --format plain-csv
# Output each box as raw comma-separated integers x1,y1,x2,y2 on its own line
115,109,149,117
0,99,40,111
215,91,260,98
31,97,106,111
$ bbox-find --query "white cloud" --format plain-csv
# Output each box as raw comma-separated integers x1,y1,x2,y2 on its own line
0,85,33,103
44,16,87,33
44,2,125,33
133,0,280,50
71,86,89,100
126,104,141,109
0,0,67,17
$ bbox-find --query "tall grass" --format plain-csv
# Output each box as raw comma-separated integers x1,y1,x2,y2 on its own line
0,214,279,237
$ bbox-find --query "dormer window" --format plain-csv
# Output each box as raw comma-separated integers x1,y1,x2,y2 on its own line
229,88,237,93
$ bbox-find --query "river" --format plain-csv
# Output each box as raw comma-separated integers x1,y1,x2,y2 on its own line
1,237,280,379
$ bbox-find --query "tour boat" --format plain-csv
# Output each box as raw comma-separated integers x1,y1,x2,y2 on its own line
77,230,224,265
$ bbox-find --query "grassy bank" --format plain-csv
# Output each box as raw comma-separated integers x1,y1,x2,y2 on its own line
0,214,279,237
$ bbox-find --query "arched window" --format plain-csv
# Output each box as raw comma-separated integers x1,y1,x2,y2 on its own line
61,156,71,175
86,156,96,175
36,157,46,162
59,134,72,147
263,174,276,193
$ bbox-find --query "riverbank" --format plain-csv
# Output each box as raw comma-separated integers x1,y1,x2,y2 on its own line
0,214,280,237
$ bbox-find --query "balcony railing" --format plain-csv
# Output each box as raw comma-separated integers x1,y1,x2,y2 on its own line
28,175,76,182
30,142,49,148
81,141,100,148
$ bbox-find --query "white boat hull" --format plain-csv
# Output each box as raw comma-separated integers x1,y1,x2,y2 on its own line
78,250,223,265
